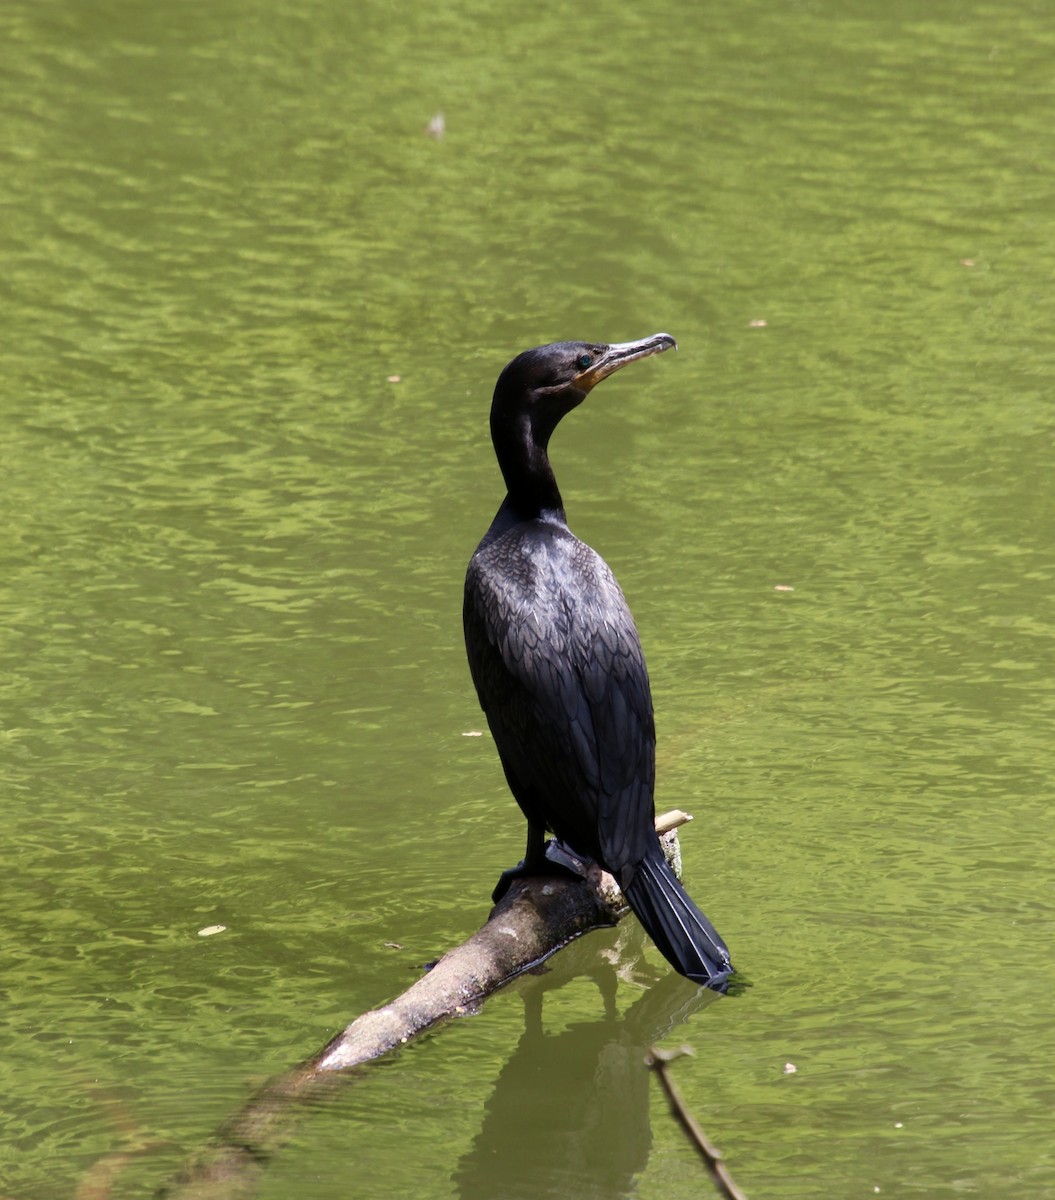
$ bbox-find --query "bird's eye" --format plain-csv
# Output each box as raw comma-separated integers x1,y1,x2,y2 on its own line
577,354,592,370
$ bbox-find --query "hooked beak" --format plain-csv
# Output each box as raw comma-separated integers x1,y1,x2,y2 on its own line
577,332,678,391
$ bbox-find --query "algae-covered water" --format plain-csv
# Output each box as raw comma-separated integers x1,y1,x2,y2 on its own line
2,1,1054,1196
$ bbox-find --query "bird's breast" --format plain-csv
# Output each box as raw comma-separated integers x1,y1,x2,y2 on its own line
467,520,639,667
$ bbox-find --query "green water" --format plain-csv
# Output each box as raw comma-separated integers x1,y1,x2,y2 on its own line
3,0,1054,1196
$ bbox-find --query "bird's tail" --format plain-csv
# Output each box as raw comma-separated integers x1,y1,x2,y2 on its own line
621,852,733,992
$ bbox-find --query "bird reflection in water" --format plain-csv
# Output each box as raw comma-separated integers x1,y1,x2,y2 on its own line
453,934,718,1200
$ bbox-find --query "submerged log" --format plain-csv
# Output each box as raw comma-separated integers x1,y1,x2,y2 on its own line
161,812,693,1200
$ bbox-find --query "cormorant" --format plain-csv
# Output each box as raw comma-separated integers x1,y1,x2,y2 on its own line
463,334,733,991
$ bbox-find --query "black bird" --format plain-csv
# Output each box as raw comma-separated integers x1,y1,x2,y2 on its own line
463,334,733,991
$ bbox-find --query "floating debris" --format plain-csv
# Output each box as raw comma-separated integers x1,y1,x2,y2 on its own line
386,374,402,383
425,112,445,139
783,1061,798,1074
748,318,768,327
197,925,227,938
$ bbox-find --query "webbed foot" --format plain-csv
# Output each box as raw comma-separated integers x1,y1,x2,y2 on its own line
543,838,592,879
491,839,593,903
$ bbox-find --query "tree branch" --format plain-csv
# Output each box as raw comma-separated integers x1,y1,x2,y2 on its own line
645,1044,749,1200
160,812,694,1199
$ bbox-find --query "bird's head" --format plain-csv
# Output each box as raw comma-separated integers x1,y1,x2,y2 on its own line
491,333,677,451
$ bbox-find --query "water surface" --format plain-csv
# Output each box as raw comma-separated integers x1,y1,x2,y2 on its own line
2,0,1054,1196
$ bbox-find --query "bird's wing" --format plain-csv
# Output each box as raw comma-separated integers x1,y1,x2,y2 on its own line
463,525,656,874
573,596,656,873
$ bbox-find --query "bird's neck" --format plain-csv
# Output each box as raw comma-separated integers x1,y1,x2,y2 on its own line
491,416,566,523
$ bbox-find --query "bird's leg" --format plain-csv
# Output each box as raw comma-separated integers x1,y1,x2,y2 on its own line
491,822,546,902
491,822,589,903
523,820,549,872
